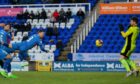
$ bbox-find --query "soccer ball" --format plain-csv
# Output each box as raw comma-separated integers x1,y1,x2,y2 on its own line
95,39,103,47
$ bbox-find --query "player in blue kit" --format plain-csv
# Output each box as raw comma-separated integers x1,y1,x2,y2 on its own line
10,30,48,60
0,30,48,78
0,24,16,78
0,23,5,70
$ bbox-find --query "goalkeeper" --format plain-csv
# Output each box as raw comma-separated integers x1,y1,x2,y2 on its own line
119,17,139,77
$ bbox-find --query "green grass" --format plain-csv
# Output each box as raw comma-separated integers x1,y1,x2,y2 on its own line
0,72,140,84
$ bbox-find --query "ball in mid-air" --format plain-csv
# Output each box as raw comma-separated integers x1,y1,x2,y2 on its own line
95,39,103,47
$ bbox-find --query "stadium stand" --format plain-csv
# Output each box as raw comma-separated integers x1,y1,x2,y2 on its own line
0,7,84,60
78,14,140,53
0,0,99,61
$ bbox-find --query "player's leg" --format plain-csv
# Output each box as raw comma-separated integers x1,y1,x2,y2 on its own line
126,49,139,77
0,60,4,73
0,60,4,68
6,59,12,75
120,45,133,77
0,49,10,77
24,52,30,62
5,59,17,78
0,56,12,78
0,49,16,78
120,46,131,72
18,51,30,67
19,51,30,61
120,56,134,77
4,48,18,78
126,59,139,77
120,55,131,72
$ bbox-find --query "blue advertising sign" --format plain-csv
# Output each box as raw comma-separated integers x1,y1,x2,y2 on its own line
52,61,126,72
11,62,29,71
73,53,140,61
74,61,106,72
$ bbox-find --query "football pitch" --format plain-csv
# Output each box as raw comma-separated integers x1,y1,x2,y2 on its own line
0,72,140,84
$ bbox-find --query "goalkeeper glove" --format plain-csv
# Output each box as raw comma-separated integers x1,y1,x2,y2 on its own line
118,24,124,31
127,25,131,29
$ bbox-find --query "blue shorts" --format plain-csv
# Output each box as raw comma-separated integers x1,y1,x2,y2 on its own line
12,42,22,50
0,49,9,60
12,42,28,52
12,42,29,61
18,51,29,61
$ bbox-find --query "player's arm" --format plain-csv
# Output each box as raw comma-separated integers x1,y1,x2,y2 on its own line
38,41,48,53
11,32,14,40
119,24,132,38
8,32,14,41
39,44,48,53
121,28,133,38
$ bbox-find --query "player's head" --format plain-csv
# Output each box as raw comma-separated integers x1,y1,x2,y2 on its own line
4,24,11,31
130,17,138,26
38,30,45,39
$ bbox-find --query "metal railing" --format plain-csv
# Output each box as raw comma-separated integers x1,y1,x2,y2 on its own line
70,5,99,53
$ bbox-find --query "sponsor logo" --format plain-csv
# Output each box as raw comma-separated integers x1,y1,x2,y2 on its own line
107,63,114,69
107,63,123,69
54,63,61,68
106,62,125,72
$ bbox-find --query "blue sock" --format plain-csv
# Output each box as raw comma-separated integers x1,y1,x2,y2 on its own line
0,60,4,68
3,59,12,73
7,63,11,73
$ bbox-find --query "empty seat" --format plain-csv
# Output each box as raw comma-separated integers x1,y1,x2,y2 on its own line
23,32,28,36
27,19,32,23
16,32,22,36
39,19,44,23
33,19,38,22
45,19,50,23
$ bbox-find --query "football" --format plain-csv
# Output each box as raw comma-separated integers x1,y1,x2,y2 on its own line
95,39,103,47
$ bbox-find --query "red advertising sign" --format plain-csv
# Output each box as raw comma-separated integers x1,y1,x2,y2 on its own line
0,8,23,16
